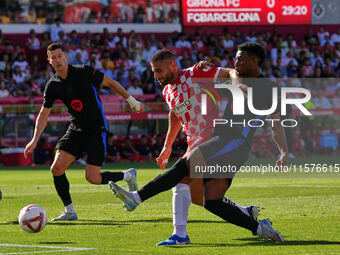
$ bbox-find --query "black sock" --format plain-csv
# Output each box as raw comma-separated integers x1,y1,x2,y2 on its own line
138,158,188,202
53,174,72,206
101,171,124,184
204,199,259,233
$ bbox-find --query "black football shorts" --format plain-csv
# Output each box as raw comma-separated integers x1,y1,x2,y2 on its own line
56,129,107,167
191,135,249,179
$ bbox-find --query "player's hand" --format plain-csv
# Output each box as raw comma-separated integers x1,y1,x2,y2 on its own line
132,102,144,113
276,153,288,167
194,61,214,70
127,96,144,113
156,145,172,170
24,140,37,158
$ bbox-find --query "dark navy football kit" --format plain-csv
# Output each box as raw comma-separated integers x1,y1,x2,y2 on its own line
43,64,108,166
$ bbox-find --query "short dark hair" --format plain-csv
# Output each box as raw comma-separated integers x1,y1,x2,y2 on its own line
151,50,176,64
47,42,65,53
238,42,265,66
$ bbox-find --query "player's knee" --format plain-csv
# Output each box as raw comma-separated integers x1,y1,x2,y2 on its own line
85,172,101,184
191,196,203,206
50,164,65,176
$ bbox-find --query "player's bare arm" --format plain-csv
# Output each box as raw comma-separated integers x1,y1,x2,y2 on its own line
194,60,214,69
194,61,240,82
101,74,144,113
270,112,289,166
156,110,182,170
217,67,239,81
24,106,51,158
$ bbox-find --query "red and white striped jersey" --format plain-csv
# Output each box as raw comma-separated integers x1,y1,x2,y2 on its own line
162,65,221,149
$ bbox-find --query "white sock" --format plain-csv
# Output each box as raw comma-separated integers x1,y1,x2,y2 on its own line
123,171,132,181
174,225,187,238
172,183,191,238
223,197,249,216
256,224,262,235
65,203,75,213
132,191,142,204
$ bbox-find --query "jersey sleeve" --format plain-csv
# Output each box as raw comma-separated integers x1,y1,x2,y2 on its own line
42,81,55,108
162,85,172,108
86,65,104,90
192,66,221,84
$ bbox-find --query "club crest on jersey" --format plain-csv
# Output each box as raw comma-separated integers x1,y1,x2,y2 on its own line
182,83,189,92
70,99,83,111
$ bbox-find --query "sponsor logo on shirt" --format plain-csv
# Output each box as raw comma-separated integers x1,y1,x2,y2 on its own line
173,99,191,115
70,99,83,111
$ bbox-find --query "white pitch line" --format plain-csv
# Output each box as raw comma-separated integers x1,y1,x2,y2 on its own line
0,244,95,255
0,250,76,255
0,244,95,249
288,185,340,188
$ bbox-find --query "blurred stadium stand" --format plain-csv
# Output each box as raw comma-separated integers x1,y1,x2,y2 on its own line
0,0,339,165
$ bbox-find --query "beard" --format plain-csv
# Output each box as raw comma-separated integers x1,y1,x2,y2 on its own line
158,71,174,87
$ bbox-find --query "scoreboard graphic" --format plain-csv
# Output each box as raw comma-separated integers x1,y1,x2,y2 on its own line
182,0,314,26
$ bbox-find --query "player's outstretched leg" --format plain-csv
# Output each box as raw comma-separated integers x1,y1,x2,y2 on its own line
109,181,137,211
204,179,284,242
221,197,261,235
204,199,284,242
202,179,267,239
156,186,260,245
109,158,189,211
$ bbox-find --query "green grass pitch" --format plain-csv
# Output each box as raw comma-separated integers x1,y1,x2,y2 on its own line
0,158,339,254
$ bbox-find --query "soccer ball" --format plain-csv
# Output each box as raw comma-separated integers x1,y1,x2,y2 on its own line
18,205,47,233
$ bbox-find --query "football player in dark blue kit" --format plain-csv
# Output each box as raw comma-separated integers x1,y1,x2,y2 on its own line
24,42,144,221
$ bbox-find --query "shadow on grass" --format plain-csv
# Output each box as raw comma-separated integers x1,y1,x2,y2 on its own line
50,219,129,226
0,220,129,227
53,219,174,225
0,220,18,225
37,241,77,245
0,218,227,226
188,220,227,224
167,237,340,248
111,218,225,224
49,218,219,226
